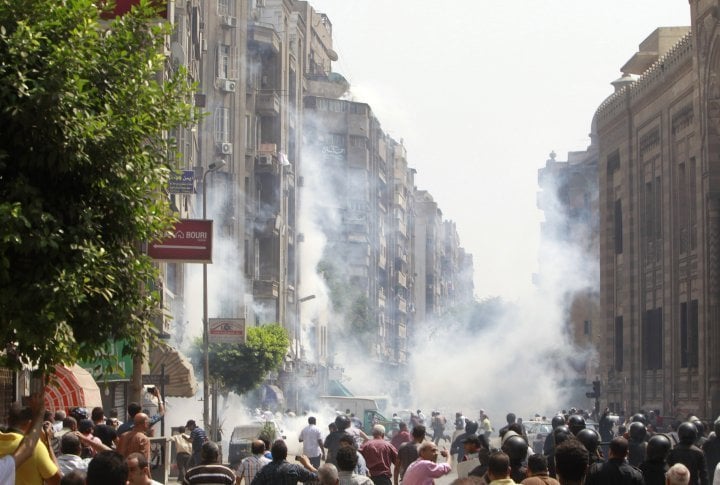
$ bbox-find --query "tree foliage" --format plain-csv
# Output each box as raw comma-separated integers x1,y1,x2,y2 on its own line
201,324,290,396
0,0,197,373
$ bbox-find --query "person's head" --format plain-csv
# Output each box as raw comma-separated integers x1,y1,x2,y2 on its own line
412,424,426,442
334,414,351,432
318,463,339,485
127,402,142,418
185,419,197,431
465,420,479,434
488,452,510,480
554,439,589,483
463,435,481,454
677,421,698,445
54,410,67,421
308,416,316,425
251,439,266,455
271,439,288,461
336,446,358,472
133,412,150,432
398,421,408,431
526,454,549,476
86,451,128,485
339,433,356,449
328,422,337,433
63,416,78,431
126,452,151,484
372,424,385,438
608,436,629,459
60,470,86,485
666,463,691,485
502,435,528,465
7,401,33,431
201,441,221,464
91,407,105,423
506,413,516,425
647,434,673,462
61,432,82,456
78,418,94,434
418,441,441,462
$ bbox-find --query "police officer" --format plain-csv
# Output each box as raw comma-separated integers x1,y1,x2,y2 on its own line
667,421,708,485
576,428,603,465
502,434,528,483
627,421,647,467
639,434,671,485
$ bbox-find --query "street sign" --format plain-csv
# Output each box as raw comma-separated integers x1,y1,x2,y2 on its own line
168,170,196,194
209,318,246,344
147,219,213,263
142,374,170,385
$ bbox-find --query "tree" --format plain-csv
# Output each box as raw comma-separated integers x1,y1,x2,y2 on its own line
200,324,290,396
0,0,197,373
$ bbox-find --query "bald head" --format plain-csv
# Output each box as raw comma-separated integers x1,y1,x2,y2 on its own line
133,412,150,431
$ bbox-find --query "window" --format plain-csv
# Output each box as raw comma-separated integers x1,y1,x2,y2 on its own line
217,0,232,16
584,320,591,336
216,44,238,80
642,308,663,370
681,300,699,368
614,199,623,254
350,135,366,149
214,107,230,143
614,316,623,371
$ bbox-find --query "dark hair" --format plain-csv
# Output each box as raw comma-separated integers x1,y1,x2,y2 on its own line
127,402,141,418
61,470,87,485
308,416,316,425
271,439,288,461
61,433,82,455
554,439,588,481
609,436,629,457
63,416,78,430
399,422,408,430
94,424,117,447
463,436,481,448
7,402,32,426
412,425,426,440
86,451,128,485
91,407,105,422
527,454,548,473
508,423,523,435
336,446,358,472
506,413,516,424
338,433,356,448
488,452,510,477
78,419,94,433
201,441,220,463
127,452,149,469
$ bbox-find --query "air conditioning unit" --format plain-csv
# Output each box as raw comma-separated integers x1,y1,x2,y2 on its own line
257,154,272,166
221,79,236,92
219,142,233,155
221,15,237,28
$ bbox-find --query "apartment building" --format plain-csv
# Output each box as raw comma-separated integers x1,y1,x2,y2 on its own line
595,7,720,417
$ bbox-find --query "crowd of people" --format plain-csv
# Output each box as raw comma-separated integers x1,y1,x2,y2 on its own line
4,394,720,485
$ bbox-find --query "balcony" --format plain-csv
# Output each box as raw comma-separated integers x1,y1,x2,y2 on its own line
249,23,280,53
253,279,279,299
396,218,407,237
256,90,281,116
255,153,279,174
394,191,406,209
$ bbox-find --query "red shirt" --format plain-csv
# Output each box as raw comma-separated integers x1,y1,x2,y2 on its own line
391,430,412,450
359,438,398,478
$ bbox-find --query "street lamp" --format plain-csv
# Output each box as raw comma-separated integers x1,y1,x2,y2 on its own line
202,159,225,437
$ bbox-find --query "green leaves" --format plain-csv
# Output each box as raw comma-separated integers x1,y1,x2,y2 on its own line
0,0,196,373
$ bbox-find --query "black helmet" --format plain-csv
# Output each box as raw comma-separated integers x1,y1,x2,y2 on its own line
70,407,89,421
553,425,573,446
576,428,600,453
628,421,647,442
714,418,720,436
551,415,566,429
631,413,647,425
502,435,528,463
646,434,672,461
334,415,351,431
693,420,705,437
678,421,698,445
567,415,586,435
465,420,479,434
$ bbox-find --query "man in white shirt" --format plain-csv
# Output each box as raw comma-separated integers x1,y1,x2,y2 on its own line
299,416,325,468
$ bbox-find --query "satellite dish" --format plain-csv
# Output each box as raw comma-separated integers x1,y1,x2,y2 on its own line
327,49,338,61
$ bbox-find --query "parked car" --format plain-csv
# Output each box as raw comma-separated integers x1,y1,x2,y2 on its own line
523,420,553,455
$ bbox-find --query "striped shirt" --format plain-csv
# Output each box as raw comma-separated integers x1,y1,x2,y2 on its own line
183,463,236,484
236,454,270,484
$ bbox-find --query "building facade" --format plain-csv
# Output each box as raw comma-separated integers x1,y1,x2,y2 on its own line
595,6,720,418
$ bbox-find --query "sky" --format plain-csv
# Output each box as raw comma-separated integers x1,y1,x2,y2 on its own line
306,1,691,301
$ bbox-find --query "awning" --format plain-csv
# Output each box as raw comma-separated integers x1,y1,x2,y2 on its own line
149,346,197,398
45,364,103,413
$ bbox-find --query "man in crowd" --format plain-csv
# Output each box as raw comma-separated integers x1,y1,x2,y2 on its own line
553,440,588,485
0,398,61,484
318,463,340,485
401,441,453,485
0,390,47,484
585,437,643,485
86,451,128,485
250,439,318,484
337,446,373,485
56,433,92,476
171,426,193,483
184,441,236,484
390,422,411,451
299,416,325,468
521,454,559,485
484,451,515,485
359,425,398,485
185,419,208,467
117,412,151,461
394,425,426,485
127,451,163,485
236,439,270,484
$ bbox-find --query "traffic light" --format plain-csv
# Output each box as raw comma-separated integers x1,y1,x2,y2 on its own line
592,380,601,397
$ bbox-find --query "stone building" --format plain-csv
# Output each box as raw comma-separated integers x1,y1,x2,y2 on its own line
595,5,720,417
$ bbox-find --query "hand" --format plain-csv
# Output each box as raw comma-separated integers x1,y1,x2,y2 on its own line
440,449,449,458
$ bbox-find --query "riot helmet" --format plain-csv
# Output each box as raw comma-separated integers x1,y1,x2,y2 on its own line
334,414,351,431
553,425,573,446
628,421,647,442
576,428,600,454
646,434,672,462
551,415,566,429
465,420,479,435
630,413,647,425
567,415,586,435
677,421,698,445
502,435,528,464
693,420,705,437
